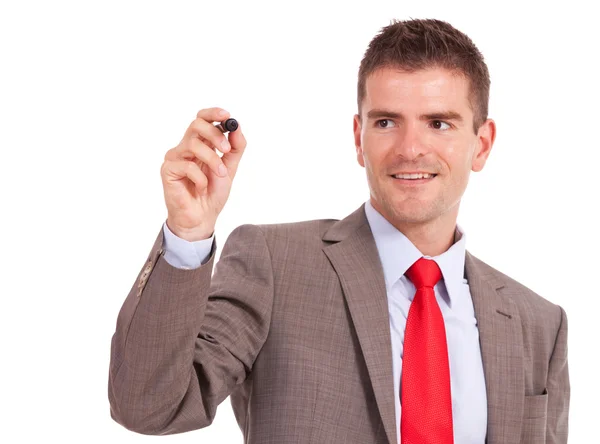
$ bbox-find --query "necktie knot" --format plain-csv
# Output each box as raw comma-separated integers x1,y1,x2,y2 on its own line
405,257,442,289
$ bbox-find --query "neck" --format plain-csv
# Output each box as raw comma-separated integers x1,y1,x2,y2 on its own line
371,198,460,257
397,222,457,257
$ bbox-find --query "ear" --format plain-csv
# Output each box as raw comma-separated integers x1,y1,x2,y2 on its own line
354,114,365,168
472,118,496,172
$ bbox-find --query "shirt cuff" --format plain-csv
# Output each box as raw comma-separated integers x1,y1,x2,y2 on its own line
162,221,215,269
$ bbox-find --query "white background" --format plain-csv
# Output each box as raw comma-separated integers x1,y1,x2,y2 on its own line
1,0,598,442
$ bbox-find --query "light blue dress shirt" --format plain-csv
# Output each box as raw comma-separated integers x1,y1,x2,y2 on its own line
162,199,488,443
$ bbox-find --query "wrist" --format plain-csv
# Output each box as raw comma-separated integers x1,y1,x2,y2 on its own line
166,219,214,242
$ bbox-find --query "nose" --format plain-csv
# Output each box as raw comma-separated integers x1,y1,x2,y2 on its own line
393,122,426,160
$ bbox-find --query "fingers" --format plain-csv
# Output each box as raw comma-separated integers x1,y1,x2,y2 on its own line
165,137,228,178
166,106,246,179
162,160,208,195
185,115,232,154
196,107,230,123
192,107,247,155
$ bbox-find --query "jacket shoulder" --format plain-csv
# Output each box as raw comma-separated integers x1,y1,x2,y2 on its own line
254,218,339,245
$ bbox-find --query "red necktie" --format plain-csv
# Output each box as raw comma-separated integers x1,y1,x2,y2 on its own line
401,257,454,444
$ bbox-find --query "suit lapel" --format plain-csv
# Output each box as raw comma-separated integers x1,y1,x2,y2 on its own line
465,251,525,444
321,203,525,444
323,204,397,444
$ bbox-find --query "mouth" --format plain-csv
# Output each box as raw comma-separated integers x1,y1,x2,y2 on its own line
390,173,438,185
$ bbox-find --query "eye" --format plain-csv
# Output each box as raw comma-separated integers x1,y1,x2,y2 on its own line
431,120,451,130
376,119,395,128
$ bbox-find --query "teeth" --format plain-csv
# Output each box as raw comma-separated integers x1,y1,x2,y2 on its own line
393,173,435,179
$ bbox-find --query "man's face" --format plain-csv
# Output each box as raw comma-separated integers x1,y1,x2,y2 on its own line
353,66,495,229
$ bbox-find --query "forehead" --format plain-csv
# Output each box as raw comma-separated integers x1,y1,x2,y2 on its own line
363,66,472,112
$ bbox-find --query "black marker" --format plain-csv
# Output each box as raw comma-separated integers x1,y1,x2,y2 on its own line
216,118,238,133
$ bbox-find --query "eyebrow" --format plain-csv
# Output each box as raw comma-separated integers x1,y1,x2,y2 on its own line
366,108,464,123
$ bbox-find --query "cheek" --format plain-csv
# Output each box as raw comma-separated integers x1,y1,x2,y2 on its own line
441,141,473,174
362,130,380,148
440,137,465,157
362,132,393,160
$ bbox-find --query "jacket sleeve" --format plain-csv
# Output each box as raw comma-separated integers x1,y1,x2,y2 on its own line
546,305,570,443
108,223,274,435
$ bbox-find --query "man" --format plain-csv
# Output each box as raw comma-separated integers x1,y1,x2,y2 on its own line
108,18,569,444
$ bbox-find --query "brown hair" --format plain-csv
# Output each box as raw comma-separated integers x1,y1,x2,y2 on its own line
357,18,490,133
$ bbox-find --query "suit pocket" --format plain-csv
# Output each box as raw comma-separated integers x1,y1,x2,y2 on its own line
524,389,548,419
520,390,548,443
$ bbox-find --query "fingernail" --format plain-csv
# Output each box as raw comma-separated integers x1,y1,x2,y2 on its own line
219,164,228,177
221,140,231,151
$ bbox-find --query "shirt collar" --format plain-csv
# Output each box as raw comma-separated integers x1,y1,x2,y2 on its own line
364,199,467,304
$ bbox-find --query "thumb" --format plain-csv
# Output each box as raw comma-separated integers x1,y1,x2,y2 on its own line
221,123,247,177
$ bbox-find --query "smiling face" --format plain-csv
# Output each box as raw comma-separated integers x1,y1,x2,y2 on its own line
354,66,496,241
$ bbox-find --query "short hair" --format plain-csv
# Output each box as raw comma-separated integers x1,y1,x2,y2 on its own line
357,18,491,133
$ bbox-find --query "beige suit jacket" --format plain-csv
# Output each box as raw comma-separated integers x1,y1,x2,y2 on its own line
108,203,569,443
